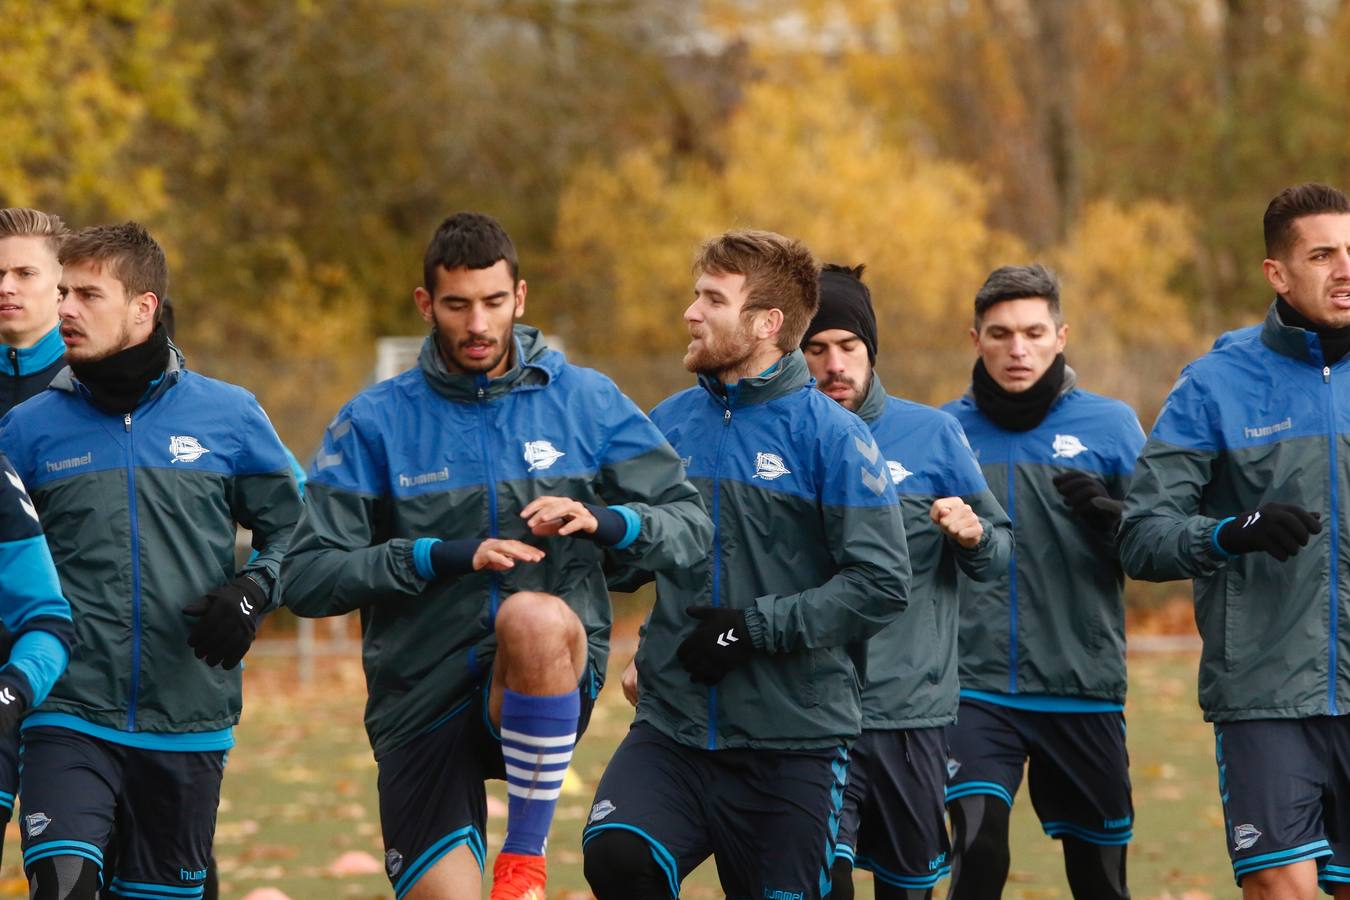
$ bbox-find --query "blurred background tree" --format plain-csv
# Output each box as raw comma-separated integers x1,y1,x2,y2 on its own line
3,0,1346,446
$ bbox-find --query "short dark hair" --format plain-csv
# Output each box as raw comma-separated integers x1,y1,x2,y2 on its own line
1263,183,1350,259
694,229,820,351
423,212,519,291
60,222,168,321
974,264,1061,328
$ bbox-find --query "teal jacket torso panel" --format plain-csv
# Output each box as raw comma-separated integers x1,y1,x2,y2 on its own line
282,328,711,758
1121,303,1350,722
944,378,1145,702
857,376,1011,729
631,352,911,751
0,350,300,736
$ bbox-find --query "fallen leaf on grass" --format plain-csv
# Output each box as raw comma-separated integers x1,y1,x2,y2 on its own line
327,851,383,877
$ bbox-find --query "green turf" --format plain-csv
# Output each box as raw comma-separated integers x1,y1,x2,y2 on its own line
0,650,1231,898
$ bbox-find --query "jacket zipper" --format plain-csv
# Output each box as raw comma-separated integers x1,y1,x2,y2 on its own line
708,404,733,749
476,384,502,624
1325,363,1341,716
1006,440,1019,695
124,412,143,730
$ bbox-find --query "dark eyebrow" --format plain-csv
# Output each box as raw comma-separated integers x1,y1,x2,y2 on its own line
439,290,511,303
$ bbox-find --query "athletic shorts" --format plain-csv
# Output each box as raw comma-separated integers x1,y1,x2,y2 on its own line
835,727,951,891
945,698,1133,845
581,721,848,900
377,671,597,899
18,726,224,899
1213,716,1350,892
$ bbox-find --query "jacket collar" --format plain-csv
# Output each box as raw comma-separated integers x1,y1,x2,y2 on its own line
856,370,888,425
2,325,65,376
1260,298,1338,365
419,324,560,403
697,348,812,409
50,341,186,410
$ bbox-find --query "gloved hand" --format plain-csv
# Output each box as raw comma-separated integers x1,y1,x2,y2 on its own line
1217,503,1322,562
0,669,31,739
1052,471,1122,533
676,606,755,685
182,575,268,669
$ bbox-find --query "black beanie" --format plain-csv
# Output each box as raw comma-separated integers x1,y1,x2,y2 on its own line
803,264,878,362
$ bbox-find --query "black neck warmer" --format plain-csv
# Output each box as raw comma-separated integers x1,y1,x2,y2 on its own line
1277,297,1350,365
70,324,170,415
972,353,1067,432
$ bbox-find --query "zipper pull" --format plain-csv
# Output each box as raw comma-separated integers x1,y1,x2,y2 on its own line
1326,366,1332,384
477,387,485,400
723,408,731,423
123,413,132,432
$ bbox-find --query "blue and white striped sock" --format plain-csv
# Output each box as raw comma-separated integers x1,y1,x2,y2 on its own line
499,688,580,856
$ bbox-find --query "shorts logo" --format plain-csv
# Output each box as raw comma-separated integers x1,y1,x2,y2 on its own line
24,812,51,837
179,868,207,883
588,799,616,824
753,452,790,481
928,851,948,872
762,889,804,900
385,848,404,877
524,440,566,472
887,460,913,485
946,758,961,779
170,435,211,464
1052,434,1087,459
1234,823,1262,851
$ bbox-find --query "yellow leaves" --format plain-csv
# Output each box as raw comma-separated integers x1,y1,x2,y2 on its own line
556,64,1023,380
1052,199,1199,348
0,0,200,220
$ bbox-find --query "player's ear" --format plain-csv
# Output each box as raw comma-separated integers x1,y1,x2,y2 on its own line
414,287,434,324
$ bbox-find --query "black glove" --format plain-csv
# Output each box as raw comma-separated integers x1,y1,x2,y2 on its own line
1052,471,1122,533
676,606,755,685
1217,503,1322,562
182,575,268,669
0,669,32,739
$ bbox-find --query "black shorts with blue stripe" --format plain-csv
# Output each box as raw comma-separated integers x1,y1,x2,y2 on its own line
582,721,847,900
18,726,224,900
1213,716,1350,892
944,697,1133,846
376,667,597,899
834,727,951,891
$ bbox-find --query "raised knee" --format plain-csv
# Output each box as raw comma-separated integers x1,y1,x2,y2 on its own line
584,830,670,900
495,592,581,646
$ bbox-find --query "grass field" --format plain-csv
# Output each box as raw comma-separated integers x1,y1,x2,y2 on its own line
0,646,1232,899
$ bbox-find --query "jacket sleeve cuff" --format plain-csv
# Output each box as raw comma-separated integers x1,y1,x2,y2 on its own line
743,604,770,651
1211,517,1239,560
608,505,642,550
953,523,991,555
413,537,441,580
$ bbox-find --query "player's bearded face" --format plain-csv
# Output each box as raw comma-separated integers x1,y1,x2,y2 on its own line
683,271,758,377
418,260,524,379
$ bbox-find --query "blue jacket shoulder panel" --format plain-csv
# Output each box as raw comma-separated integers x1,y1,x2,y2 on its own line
0,372,288,488
872,398,988,497
945,390,1143,476
654,383,894,507
313,357,673,501
1153,339,1339,452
